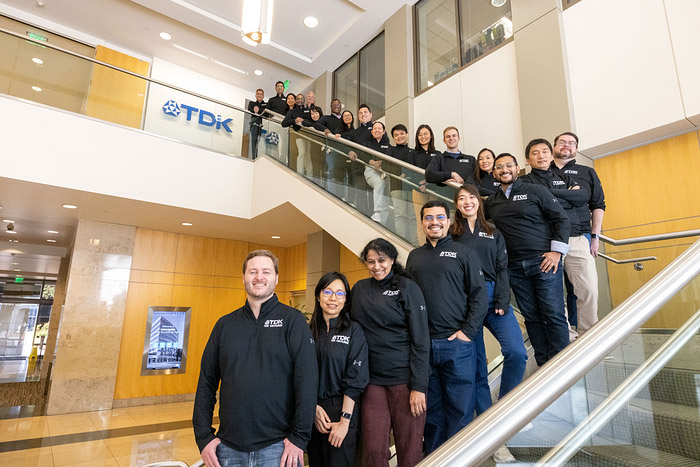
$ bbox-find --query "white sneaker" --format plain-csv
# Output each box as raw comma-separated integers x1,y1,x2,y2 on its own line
371,212,381,222
493,445,516,464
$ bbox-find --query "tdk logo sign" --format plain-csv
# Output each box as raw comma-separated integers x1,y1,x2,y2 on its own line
162,99,233,133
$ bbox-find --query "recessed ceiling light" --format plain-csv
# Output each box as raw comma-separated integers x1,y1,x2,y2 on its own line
9,239,18,243
3,219,15,223
271,235,281,239
14,269,20,272
6,230,16,234
48,230,59,234
491,0,507,6
47,239,56,243
303,16,319,28
31,86,42,92
32,57,43,65
159,32,172,40
254,69,263,76
62,204,78,209
11,262,19,265
181,222,193,226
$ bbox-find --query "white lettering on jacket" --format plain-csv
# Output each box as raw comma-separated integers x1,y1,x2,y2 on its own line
478,232,494,239
264,319,284,328
564,169,578,174
513,194,528,201
331,335,350,345
383,290,399,296
553,180,566,186
440,251,457,258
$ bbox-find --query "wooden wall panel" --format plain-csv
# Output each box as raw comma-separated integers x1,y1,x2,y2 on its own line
131,229,178,272
340,244,367,288
594,131,700,328
86,45,149,128
175,235,218,275
214,239,250,278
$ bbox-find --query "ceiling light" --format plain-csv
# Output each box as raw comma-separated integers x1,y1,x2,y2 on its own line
35,0,46,7
271,235,280,239
254,69,263,76
159,32,172,40
6,230,16,234
31,86,42,92
491,0,507,6
14,269,20,271
48,230,59,234
11,262,19,265
62,204,78,209
241,0,274,46
303,16,318,28
181,222,193,226
47,239,56,243
3,219,15,223
32,57,43,65
9,239,18,243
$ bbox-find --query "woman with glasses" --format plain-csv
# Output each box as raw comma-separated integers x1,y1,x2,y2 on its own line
473,148,500,196
351,238,430,467
307,272,369,467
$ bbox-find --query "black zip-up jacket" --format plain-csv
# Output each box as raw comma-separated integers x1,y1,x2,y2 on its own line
405,147,440,189
425,151,477,186
350,272,430,393
266,94,288,116
521,167,589,236
193,294,318,453
247,99,267,128
476,170,500,196
391,144,416,191
550,159,606,234
315,319,369,402
452,220,510,311
313,114,343,135
282,106,311,131
484,178,571,262
406,236,488,340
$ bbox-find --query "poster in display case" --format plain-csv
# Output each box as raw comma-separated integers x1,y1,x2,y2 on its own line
141,306,191,376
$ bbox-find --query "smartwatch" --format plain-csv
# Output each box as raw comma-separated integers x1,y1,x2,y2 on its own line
591,234,599,239
341,411,352,421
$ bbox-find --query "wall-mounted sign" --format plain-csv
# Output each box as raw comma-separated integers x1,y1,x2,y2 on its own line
141,306,191,376
162,100,233,132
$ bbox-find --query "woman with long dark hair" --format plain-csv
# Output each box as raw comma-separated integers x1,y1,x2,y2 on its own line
451,184,526,463
350,239,430,467
307,272,369,467
473,148,500,196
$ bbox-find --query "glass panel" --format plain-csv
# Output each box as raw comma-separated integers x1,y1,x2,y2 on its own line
459,0,513,66
416,0,460,92
0,303,41,383
359,33,385,118
334,56,358,116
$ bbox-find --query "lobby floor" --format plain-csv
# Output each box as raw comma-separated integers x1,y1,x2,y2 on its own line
0,401,211,466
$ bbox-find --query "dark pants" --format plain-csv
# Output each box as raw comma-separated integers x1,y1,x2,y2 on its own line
361,384,426,467
308,397,359,467
250,123,261,159
349,164,371,216
508,256,569,367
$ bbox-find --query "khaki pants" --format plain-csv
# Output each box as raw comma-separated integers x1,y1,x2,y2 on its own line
564,235,599,334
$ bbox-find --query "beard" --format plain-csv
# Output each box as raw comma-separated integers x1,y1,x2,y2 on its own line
244,279,276,300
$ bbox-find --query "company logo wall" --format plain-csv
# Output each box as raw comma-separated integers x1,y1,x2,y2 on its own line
161,100,233,132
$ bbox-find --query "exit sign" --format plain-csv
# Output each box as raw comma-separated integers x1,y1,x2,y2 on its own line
15,277,23,283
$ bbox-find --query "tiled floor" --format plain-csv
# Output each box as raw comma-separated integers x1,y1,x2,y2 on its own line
0,401,211,466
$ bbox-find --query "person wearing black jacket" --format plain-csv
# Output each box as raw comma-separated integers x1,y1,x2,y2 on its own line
307,272,369,467
351,238,429,467
389,124,419,245
485,152,571,367
266,81,288,116
406,200,488,454
193,250,318,467
247,88,266,159
361,122,392,223
282,94,313,176
474,148,501,196
425,126,476,199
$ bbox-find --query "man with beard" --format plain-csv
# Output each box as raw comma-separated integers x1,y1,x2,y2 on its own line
193,250,318,467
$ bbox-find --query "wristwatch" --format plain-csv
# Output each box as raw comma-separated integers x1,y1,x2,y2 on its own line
341,411,352,421
591,234,599,239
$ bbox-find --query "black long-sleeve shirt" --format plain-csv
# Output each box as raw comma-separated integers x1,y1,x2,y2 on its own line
521,167,589,236
476,170,500,196
550,159,606,235
193,295,318,453
405,147,440,188
425,151,477,186
350,272,430,393
452,220,510,311
314,114,343,135
247,99,267,128
363,138,405,191
282,106,311,131
266,94,288,116
406,235,488,340
315,319,369,402
484,178,571,262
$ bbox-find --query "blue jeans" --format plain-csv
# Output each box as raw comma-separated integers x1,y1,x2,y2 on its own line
474,281,528,415
508,255,569,367
217,440,296,467
425,337,476,454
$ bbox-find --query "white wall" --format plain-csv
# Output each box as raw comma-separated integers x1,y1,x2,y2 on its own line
413,42,524,163
1,95,253,218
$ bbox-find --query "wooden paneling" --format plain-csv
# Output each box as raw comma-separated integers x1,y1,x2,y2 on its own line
175,235,218,275
214,239,250,278
339,244,368,287
85,46,149,128
594,131,700,328
131,229,178,272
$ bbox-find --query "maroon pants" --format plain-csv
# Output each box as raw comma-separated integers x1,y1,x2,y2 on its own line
361,384,426,467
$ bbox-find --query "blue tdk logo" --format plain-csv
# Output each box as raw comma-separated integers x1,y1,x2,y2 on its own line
162,100,232,132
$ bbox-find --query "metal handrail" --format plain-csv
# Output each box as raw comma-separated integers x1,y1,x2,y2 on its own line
597,253,656,264
600,229,700,246
418,238,700,466
538,307,700,466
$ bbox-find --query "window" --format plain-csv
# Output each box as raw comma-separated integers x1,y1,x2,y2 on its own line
415,0,513,93
333,32,385,118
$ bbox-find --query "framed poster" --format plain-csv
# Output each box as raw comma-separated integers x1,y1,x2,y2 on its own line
140,306,191,376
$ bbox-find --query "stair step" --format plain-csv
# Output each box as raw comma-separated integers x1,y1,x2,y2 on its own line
581,444,700,467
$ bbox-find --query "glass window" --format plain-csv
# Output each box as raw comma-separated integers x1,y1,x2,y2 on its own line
359,33,385,118
460,0,512,66
334,56,358,117
416,0,460,92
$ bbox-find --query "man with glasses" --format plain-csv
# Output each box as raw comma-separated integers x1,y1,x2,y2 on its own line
485,152,571,367
406,200,488,454
552,132,606,335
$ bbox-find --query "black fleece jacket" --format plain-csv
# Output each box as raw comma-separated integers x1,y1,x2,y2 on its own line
425,151,477,186
406,235,488,340
193,295,318,453
550,159,606,235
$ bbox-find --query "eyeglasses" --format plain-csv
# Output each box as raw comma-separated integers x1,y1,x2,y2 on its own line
494,162,516,170
556,140,577,147
424,214,447,222
322,289,347,299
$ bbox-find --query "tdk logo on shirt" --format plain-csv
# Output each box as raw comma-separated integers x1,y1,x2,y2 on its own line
513,194,528,201
331,335,350,345
162,100,233,132
564,169,578,174
264,319,284,328
478,232,494,239
381,145,389,149
553,180,566,186
459,160,470,163
440,251,457,258
383,290,400,296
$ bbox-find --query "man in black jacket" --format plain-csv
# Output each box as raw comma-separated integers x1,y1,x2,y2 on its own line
193,250,318,467
247,88,266,159
425,126,476,198
266,81,288,116
406,200,488,454
485,153,571,366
